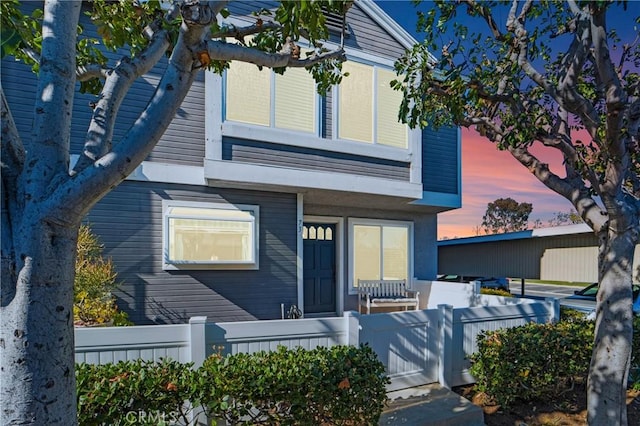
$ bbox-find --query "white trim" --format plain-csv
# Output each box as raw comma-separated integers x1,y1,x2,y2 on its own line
221,122,411,162
333,61,410,151
204,159,423,199
356,0,438,63
347,218,415,295
304,215,345,316
205,71,223,161
127,161,205,186
356,0,416,49
70,155,206,186
297,194,305,314
409,127,422,184
161,200,260,271
532,223,592,237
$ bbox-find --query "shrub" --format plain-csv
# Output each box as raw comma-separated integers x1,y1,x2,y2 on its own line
76,359,195,425
469,320,594,406
559,305,590,322
74,224,131,326
76,345,389,425
196,344,389,425
480,288,513,297
630,316,640,390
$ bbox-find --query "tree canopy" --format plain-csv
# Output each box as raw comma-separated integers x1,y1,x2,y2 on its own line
481,197,532,234
395,1,639,424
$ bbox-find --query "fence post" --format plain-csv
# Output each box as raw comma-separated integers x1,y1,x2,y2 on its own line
545,297,561,323
189,316,207,368
438,304,454,389
344,311,360,346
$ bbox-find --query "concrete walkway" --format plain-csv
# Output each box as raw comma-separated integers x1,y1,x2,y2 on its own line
379,384,485,426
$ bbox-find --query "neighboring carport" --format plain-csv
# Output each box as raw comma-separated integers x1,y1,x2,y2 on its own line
435,224,636,283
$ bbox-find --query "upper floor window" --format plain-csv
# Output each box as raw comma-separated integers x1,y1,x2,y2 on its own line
225,61,318,134
163,200,259,270
337,62,408,149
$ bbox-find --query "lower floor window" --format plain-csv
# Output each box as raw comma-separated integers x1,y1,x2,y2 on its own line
349,219,412,292
163,201,258,269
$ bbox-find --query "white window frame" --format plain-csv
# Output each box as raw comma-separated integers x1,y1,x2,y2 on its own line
347,218,414,294
222,60,322,136
334,59,409,149
162,200,259,270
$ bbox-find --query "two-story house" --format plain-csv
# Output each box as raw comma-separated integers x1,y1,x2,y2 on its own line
1,0,460,324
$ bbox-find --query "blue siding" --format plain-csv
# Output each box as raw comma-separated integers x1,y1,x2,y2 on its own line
1,8,205,168
422,126,459,194
86,182,298,324
222,137,410,181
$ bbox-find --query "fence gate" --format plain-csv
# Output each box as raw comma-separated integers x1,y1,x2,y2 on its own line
358,310,439,391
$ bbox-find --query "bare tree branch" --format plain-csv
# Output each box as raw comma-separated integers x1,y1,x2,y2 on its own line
212,21,281,40
206,40,345,68
566,0,581,16
72,29,171,175
506,144,607,232
461,0,504,40
1,86,25,180
25,0,81,205
590,4,627,174
1,86,25,298
76,64,110,81
45,3,211,224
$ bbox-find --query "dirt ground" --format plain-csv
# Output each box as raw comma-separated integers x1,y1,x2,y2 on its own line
454,383,640,426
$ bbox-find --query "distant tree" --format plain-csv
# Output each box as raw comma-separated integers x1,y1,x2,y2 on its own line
547,210,584,227
481,197,532,234
396,1,639,423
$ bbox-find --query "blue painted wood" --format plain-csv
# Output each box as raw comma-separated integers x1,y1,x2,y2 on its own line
222,137,410,181
86,181,299,324
422,125,459,194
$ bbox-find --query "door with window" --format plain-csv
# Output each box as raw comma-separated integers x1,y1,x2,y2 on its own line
303,223,336,314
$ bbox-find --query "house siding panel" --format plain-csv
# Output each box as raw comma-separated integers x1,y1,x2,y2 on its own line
422,125,458,193
225,2,406,62
340,4,406,60
222,137,410,181
86,181,298,324
1,9,205,168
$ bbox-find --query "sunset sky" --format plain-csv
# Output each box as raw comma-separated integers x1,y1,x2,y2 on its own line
376,0,639,239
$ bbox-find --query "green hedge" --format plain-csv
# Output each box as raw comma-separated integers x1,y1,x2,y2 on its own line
469,315,640,406
77,344,388,425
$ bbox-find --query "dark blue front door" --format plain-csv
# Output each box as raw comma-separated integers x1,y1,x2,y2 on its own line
303,223,336,314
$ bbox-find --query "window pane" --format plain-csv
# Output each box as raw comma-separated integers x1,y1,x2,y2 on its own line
275,67,316,133
377,68,408,148
168,217,253,262
383,226,408,280
226,61,270,126
353,225,381,284
339,62,373,143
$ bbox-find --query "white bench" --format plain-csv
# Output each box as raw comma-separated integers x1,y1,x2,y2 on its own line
357,279,419,314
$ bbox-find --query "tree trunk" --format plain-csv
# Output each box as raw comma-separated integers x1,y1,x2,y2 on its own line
1,219,79,425
587,229,635,425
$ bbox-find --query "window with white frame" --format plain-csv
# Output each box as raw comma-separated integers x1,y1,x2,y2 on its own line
349,219,412,292
163,201,259,269
337,62,408,149
225,61,318,134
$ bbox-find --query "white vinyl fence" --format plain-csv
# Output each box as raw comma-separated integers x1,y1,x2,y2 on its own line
75,294,559,390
